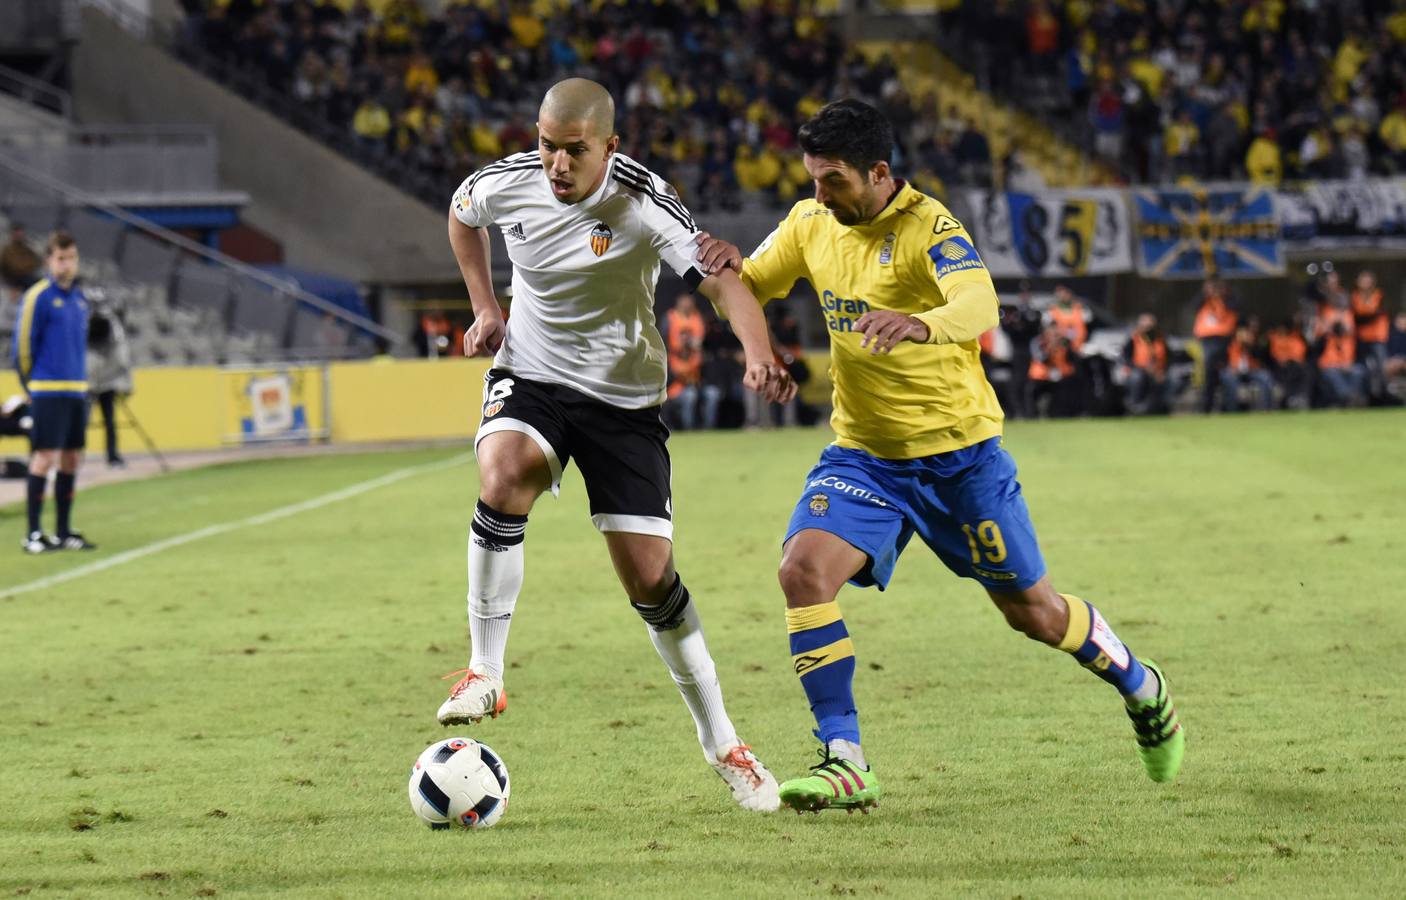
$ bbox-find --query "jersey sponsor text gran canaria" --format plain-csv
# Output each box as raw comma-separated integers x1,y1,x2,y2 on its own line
741,182,1003,459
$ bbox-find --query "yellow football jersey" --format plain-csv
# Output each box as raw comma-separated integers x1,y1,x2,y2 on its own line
741,182,1003,459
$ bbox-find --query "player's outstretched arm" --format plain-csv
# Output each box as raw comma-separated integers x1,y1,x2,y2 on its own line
912,281,1001,346
448,211,504,356
696,268,797,404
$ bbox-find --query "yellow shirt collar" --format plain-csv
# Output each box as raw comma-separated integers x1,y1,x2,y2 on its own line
853,180,921,232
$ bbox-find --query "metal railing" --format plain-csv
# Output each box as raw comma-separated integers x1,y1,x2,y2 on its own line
0,151,405,358
0,62,72,119
0,126,223,197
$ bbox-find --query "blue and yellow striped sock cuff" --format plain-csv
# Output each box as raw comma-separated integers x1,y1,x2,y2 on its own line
786,601,844,634
787,601,854,678
1057,594,1091,654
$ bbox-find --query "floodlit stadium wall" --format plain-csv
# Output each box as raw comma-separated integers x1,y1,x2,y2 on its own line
0,358,493,451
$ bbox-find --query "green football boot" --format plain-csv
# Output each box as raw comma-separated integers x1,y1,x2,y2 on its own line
777,748,881,814
1127,659,1185,783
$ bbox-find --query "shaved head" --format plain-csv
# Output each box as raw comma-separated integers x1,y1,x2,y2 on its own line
536,78,620,203
539,78,616,140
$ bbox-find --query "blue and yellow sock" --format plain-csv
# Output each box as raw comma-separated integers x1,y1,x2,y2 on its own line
1057,594,1156,702
787,601,859,744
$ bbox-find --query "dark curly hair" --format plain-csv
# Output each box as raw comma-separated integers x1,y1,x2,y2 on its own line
797,99,894,174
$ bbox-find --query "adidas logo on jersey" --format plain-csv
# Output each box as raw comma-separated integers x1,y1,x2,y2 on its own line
504,222,526,241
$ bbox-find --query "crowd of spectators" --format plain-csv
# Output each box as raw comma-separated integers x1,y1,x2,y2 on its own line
662,293,815,429
1188,267,1405,412
177,0,1000,208
980,270,1406,420
941,0,1406,184
178,1,1406,204
663,270,1406,426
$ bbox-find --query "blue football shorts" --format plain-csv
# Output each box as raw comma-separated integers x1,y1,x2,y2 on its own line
784,437,1046,592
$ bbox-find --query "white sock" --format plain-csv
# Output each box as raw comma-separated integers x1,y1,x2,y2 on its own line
634,579,738,756
1125,665,1160,707
827,739,867,770
466,502,526,679
468,613,513,680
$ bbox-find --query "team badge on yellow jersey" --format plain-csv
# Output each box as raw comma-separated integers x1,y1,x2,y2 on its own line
590,222,613,256
879,232,896,266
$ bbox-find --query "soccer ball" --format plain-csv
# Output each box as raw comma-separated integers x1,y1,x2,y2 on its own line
408,737,511,829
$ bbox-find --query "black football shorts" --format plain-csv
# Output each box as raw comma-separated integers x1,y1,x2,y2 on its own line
29,394,89,451
474,368,673,539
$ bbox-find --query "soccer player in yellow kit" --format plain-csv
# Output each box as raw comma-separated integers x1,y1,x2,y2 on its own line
697,100,1185,813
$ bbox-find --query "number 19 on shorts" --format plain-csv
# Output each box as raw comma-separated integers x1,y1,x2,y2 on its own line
962,520,1007,564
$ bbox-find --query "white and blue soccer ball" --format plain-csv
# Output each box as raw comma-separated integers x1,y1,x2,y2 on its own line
408,737,511,829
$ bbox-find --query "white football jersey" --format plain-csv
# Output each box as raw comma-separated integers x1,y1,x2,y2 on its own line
452,151,705,409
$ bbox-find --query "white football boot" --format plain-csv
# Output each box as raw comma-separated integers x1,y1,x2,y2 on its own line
436,668,507,726
710,742,780,812
22,531,58,554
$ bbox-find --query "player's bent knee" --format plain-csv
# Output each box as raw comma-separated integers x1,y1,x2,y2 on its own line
477,465,542,514
29,451,56,475
777,555,843,607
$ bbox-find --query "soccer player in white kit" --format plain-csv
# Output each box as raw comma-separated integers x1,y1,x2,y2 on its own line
438,78,794,812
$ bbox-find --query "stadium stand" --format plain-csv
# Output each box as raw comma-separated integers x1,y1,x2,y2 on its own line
171,0,1056,206
934,0,1406,184
5,0,1401,430
857,39,1119,190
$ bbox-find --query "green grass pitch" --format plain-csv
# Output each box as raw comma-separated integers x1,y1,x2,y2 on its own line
2,412,1405,898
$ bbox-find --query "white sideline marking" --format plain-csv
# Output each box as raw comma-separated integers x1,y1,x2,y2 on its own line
0,453,471,599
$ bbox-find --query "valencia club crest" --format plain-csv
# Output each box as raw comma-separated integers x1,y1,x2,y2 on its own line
590,222,613,256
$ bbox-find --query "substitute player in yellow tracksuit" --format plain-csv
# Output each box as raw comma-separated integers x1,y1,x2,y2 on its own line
697,100,1184,813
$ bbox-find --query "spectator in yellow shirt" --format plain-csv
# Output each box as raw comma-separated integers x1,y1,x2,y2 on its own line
353,97,392,154
1241,0,1283,33
508,2,546,50
1164,109,1200,179
1381,98,1406,172
1332,32,1369,90
796,91,825,122
403,51,439,95
1388,6,1406,42
780,154,810,203
380,0,425,48
1245,128,1282,184
470,120,503,158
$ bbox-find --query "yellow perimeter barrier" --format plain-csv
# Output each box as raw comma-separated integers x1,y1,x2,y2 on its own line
0,354,839,453
0,358,493,452
325,358,490,444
